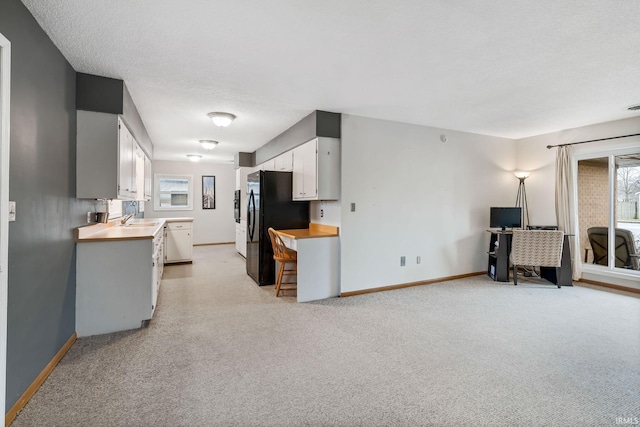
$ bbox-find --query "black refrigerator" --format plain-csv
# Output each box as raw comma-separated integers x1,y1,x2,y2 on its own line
246,171,309,286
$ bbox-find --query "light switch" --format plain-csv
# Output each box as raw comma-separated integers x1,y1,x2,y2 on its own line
9,201,15,222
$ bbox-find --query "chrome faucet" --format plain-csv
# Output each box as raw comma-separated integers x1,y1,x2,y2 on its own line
120,214,134,225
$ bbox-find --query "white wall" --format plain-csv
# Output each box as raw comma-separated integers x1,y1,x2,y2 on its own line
340,115,515,293
144,160,236,245
515,116,640,288
310,200,341,227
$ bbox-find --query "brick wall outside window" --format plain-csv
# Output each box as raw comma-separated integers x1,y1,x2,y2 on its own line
577,159,609,263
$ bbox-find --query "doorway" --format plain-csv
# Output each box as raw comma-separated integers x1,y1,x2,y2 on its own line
0,31,11,427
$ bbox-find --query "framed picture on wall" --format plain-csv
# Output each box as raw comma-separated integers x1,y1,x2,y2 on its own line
202,176,216,209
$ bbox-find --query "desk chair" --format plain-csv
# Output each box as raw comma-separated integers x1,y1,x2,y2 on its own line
586,227,640,270
511,230,564,288
267,228,298,296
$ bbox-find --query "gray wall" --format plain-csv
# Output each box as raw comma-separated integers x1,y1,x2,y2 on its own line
0,0,94,409
254,110,340,165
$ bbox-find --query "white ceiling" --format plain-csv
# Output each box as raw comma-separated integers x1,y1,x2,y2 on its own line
22,0,640,163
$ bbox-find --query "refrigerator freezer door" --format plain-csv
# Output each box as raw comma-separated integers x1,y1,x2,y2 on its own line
246,173,261,283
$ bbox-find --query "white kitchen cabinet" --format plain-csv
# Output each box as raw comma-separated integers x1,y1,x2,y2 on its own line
152,230,164,309
76,226,164,337
260,159,276,171
133,148,152,202
133,144,146,201
275,150,293,172
164,220,193,263
143,154,153,200
118,119,136,199
77,111,141,200
235,219,247,257
292,137,340,201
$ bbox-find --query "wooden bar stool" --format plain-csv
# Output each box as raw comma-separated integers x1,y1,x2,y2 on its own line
267,228,298,296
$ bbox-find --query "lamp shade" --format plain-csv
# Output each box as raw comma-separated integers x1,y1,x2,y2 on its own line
207,112,236,127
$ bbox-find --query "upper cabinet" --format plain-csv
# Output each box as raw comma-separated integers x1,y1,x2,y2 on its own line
118,119,136,199
143,154,152,201
77,112,150,200
260,159,276,171
134,143,152,201
274,150,293,172
292,137,340,201
76,73,154,201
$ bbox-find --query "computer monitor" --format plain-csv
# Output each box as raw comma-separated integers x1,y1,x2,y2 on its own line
490,207,522,230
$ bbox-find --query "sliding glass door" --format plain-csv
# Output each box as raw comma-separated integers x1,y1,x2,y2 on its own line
577,151,640,273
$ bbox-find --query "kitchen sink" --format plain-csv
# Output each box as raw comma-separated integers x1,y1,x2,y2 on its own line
126,222,159,227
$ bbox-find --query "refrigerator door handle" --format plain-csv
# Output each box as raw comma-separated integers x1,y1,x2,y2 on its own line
248,189,256,242
247,191,251,240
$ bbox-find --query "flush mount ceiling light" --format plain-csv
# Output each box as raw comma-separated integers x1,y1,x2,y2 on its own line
187,154,202,162
207,112,236,127
199,140,219,150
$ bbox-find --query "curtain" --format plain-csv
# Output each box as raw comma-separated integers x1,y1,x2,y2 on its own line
555,146,581,281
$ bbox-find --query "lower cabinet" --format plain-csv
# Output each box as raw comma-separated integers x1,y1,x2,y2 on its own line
76,229,163,337
152,230,164,309
235,220,247,257
164,220,193,263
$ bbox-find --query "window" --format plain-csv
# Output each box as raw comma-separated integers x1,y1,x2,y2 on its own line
154,174,193,211
577,150,640,273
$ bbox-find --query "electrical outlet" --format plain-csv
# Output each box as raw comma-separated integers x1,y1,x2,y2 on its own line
416,256,421,264
320,209,324,218
400,256,406,266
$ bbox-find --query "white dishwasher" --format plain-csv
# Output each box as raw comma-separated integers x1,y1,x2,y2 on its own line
164,221,193,263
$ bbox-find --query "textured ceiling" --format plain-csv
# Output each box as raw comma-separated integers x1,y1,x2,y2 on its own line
21,0,640,163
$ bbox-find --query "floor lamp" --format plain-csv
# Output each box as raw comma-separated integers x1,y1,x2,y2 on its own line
514,171,530,229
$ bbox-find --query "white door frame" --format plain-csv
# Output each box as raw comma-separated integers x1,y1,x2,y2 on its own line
0,31,11,427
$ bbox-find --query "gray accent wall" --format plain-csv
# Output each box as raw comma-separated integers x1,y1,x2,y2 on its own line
234,152,253,168
253,110,341,165
76,73,124,115
0,0,94,409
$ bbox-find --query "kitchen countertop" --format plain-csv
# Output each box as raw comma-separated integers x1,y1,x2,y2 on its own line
75,217,194,242
276,223,339,240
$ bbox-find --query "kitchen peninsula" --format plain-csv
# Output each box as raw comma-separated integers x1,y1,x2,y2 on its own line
75,217,193,337
275,223,339,303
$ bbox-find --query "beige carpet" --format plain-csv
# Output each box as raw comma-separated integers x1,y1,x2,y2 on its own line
11,244,640,426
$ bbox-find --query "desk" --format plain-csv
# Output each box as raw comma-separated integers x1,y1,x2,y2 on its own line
487,230,512,282
486,230,573,286
540,234,573,287
275,224,339,302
